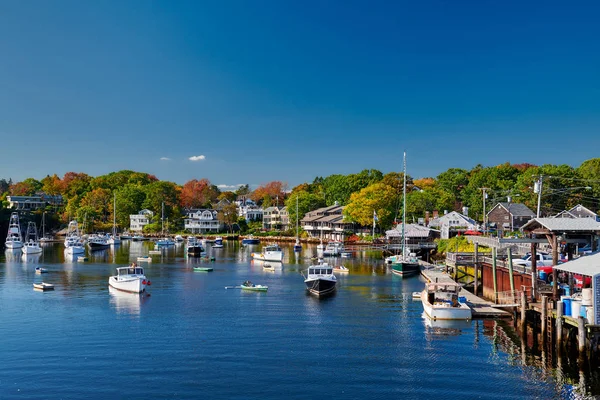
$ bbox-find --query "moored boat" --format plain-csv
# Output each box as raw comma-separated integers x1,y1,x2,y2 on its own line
303,261,337,296
187,237,204,256
108,264,150,293
64,221,85,255
5,212,23,249
193,267,213,272
333,265,349,273
88,233,109,250
421,281,472,321
33,282,54,291
251,244,283,262
22,222,42,254
35,267,48,274
241,280,268,292
242,235,260,245
137,256,152,263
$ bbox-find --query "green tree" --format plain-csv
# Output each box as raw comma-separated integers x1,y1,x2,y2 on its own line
142,181,181,222
217,203,239,232
284,190,327,227
344,183,396,228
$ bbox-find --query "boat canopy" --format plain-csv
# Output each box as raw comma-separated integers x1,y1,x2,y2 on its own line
117,266,144,275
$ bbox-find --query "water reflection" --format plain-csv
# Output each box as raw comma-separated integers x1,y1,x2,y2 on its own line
109,286,149,316
423,313,471,339
21,252,42,264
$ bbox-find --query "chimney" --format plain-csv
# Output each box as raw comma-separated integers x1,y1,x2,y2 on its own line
425,211,430,226
444,210,448,215
433,210,439,219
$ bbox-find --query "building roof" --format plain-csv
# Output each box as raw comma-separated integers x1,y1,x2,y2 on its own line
428,211,477,227
521,217,600,232
567,204,598,218
554,252,600,277
492,202,536,217
386,223,438,238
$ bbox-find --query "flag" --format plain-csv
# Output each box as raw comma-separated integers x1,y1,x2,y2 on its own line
373,210,378,224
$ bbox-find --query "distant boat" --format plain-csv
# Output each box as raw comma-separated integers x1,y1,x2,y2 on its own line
241,280,268,292
242,235,260,245
22,222,42,254
64,220,85,255
174,235,184,242
35,267,48,274
107,193,121,245
5,212,23,249
193,267,213,272
251,244,283,262
137,256,152,263
187,237,204,256
322,241,344,257
88,233,110,250
333,265,349,273
33,282,54,291
121,231,132,240
109,264,150,293
294,196,302,252
214,236,223,246
303,261,337,296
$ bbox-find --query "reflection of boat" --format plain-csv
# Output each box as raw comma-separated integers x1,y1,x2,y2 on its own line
137,256,152,263
423,313,471,335
212,243,223,249
333,265,349,273
421,282,471,321
33,282,54,291
5,212,23,249
109,286,145,315
109,264,150,293
303,261,337,296
242,235,260,245
22,253,41,263
241,280,268,292
251,244,283,262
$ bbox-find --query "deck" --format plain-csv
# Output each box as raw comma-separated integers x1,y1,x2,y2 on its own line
419,262,511,319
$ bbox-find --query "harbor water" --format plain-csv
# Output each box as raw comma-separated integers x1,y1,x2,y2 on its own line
1,241,598,399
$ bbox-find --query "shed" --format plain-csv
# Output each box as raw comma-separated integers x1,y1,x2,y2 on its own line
554,253,600,324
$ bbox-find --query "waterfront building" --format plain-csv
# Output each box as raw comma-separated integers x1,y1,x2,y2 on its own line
385,223,439,252
486,202,535,234
7,194,63,210
236,198,263,222
554,204,599,221
262,206,289,231
184,209,223,233
301,203,353,242
129,209,154,232
428,210,479,239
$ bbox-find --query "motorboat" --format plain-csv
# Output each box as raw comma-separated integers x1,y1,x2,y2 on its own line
22,222,42,254
322,241,344,257
64,221,85,255
33,282,54,291
214,236,223,246
88,233,110,250
421,281,472,321
187,237,204,256
132,234,146,241
294,239,302,252
109,264,150,293
333,265,349,273
174,235,184,242
35,267,48,274
242,235,260,245
251,244,283,262
121,231,132,240
303,261,337,296
156,237,175,246
5,212,23,249
137,256,152,263
241,280,268,292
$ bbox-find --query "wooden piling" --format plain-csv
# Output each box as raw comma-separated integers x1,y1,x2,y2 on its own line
541,296,548,347
474,243,479,296
520,290,527,335
556,300,563,354
492,247,498,304
531,243,537,301
578,316,586,357
507,248,515,294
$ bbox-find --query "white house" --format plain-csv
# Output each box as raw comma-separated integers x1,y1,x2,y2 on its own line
185,209,223,233
428,211,479,239
237,199,263,221
130,209,154,232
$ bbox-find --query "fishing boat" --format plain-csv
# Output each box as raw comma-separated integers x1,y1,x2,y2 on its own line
421,281,472,321
22,222,42,254
251,244,283,262
108,264,150,293
137,256,152,263
322,241,344,257
294,196,302,252
64,221,85,255
5,212,23,249
35,267,48,274
193,266,213,272
241,280,268,292
33,282,54,291
88,233,110,250
390,152,420,277
303,260,337,296
107,193,121,245
187,237,204,256
242,235,260,245
333,265,349,273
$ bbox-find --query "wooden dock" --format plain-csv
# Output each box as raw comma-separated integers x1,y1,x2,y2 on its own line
420,262,511,319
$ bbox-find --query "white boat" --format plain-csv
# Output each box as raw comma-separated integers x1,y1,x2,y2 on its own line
156,202,174,246
137,256,152,263
39,211,52,243
303,261,337,296
421,281,472,321
108,264,150,293
333,265,349,273
294,197,302,252
107,193,121,245
214,236,223,245
5,212,23,249
35,267,48,274
22,222,42,254
187,237,204,256
340,251,352,258
33,282,54,291
212,243,224,248
251,244,283,262
88,233,109,250
322,241,344,257
121,231,132,240
132,234,146,241
64,221,85,255
174,235,184,242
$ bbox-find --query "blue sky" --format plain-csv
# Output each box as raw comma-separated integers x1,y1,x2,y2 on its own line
1,1,599,190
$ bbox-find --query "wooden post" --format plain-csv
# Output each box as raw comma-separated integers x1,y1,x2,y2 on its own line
520,290,527,335
507,248,515,294
578,316,587,358
552,234,559,300
492,247,498,303
541,296,548,347
568,273,574,298
556,300,563,353
531,242,537,301
474,243,479,296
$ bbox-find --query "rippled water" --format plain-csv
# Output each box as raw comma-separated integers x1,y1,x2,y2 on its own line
0,241,595,399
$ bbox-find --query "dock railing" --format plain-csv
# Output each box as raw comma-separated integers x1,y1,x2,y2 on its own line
496,289,523,307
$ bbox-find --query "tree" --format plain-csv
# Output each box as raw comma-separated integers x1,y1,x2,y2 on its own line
344,183,396,229
0,179,9,195
218,191,237,202
217,203,239,232
80,188,112,223
142,181,181,222
284,191,327,227
61,172,92,199
577,158,600,211
115,184,147,228
251,181,288,205
436,168,469,202
41,174,62,195
180,179,217,208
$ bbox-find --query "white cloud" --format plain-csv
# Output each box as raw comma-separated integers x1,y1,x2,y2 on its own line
160,157,171,161
217,184,244,190
189,155,206,161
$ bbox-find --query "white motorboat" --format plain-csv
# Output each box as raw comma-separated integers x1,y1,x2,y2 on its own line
109,264,150,293
303,260,337,296
22,222,42,254
64,221,85,254
322,241,344,257
35,267,48,274
333,265,349,273
5,212,23,249
174,235,184,242
88,233,109,250
187,237,204,256
251,244,283,262
33,282,54,291
214,236,223,246
421,281,472,321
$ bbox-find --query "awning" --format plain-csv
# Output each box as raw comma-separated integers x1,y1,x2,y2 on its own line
554,252,600,276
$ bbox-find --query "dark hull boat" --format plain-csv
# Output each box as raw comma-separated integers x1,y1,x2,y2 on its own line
304,262,337,296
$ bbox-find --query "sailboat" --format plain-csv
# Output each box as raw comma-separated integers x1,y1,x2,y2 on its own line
108,193,121,245
64,220,85,255
294,196,302,252
156,202,174,246
22,221,42,254
5,212,23,249
390,151,420,277
39,212,51,243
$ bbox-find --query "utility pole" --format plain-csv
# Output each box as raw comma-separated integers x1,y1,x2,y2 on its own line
480,188,489,234
534,175,544,218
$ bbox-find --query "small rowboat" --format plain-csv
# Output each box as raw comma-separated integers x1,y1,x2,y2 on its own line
241,281,268,292
35,267,48,274
333,265,349,273
193,267,213,272
137,256,152,262
33,282,54,291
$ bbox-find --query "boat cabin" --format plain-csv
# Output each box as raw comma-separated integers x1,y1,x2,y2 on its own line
308,265,333,275
264,245,281,252
117,266,145,276
425,282,462,306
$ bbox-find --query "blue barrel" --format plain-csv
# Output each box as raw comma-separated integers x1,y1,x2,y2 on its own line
562,296,572,316
561,285,571,296
458,296,467,303
581,305,588,318
539,271,547,281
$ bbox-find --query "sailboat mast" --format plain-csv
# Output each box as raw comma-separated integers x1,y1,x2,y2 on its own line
113,193,117,236
402,151,407,256
296,196,299,239
161,202,164,236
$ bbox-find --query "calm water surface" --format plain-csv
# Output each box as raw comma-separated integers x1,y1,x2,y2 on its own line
0,241,596,399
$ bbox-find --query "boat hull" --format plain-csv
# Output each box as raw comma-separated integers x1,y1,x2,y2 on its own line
109,276,147,293
391,261,420,276
5,241,23,249
304,277,337,296
89,242,109,250
65,246,85,255
251,251,283,262
241,285,268,292
22,245,42,254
